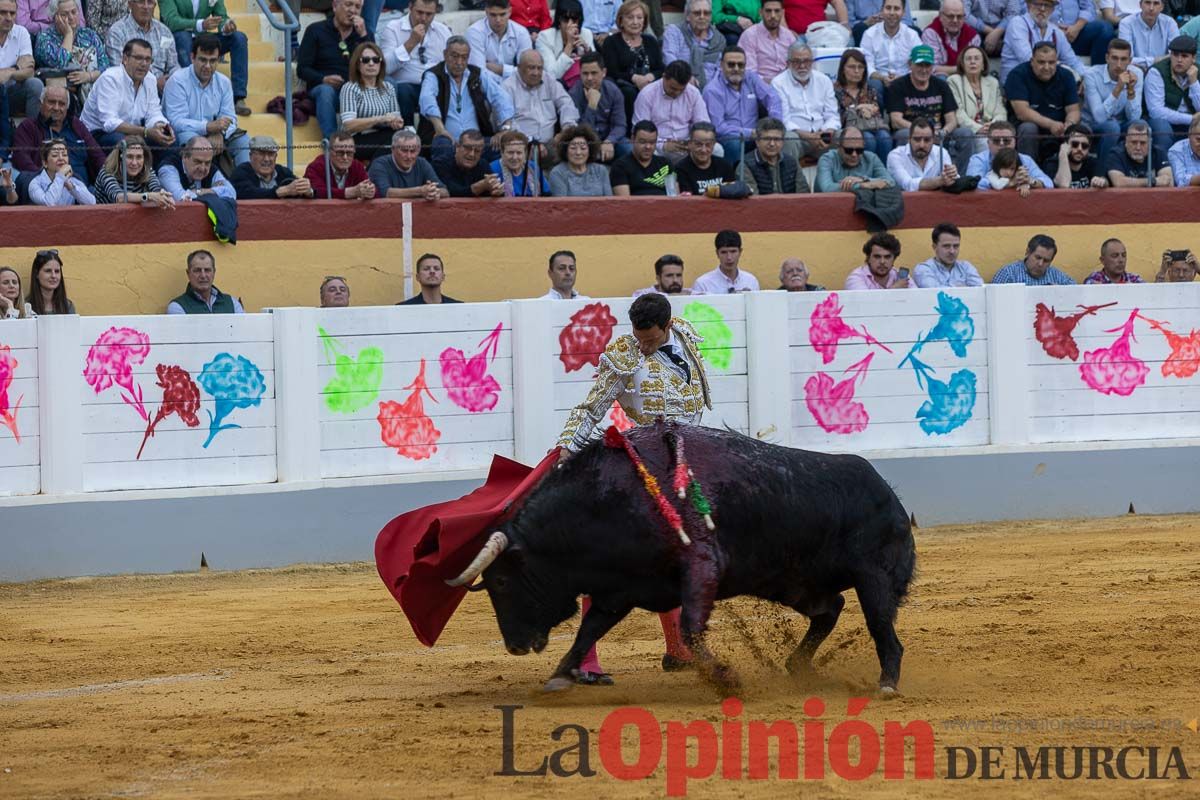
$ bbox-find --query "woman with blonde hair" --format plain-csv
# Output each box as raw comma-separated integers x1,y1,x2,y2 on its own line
340,41,406,161
602,0,664,122
93,136,175,207
0,268,35,320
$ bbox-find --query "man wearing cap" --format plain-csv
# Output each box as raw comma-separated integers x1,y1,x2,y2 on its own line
230,136,315,199
1000,0,1084,83
1005,40,1081,161
886,45,973,170
1145,35,1200,149
1118,0,1179,71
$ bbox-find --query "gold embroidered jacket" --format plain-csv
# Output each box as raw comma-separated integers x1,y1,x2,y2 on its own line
557,317,713,452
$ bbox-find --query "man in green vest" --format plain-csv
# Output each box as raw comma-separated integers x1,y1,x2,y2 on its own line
167,249,245,313
159,0,251,115
1145,35,1200,151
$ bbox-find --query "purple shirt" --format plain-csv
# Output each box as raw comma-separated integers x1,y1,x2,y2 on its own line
738,22,798,83
844,265,915,290
632,78,710,146
702,70,782,139
1084,269,1145,284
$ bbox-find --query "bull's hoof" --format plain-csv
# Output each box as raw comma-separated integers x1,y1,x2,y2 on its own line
876,685,900,699
543,676,575,692
573,670,615,686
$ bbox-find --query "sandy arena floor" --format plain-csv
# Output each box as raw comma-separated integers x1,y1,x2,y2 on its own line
1,514,1198,799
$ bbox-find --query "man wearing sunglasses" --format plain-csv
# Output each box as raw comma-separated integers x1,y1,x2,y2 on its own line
1049,122,1108,187
298,0,373,138
381,0,451,122
814,125,895,191
965,119,1054,189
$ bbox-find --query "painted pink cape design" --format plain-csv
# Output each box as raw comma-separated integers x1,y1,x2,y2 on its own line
1079,310,1148,396
809,293,891,365
82,326,152,421
440,323,503,413
804,353,874,434
0,345,22,442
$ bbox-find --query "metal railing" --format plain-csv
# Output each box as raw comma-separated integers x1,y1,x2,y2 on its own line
251,0,301,171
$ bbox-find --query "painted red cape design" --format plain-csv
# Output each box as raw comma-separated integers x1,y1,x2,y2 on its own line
375,449,560,646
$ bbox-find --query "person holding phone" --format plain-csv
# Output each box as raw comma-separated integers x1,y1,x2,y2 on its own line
845,231,914,289
1155,249,1198,282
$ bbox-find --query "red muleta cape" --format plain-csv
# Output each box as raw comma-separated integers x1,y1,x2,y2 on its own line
375,450,559,646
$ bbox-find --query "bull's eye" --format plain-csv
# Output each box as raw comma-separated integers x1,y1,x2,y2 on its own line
493,575,509,592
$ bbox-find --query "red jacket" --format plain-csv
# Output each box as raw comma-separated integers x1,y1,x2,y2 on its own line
304,154,370,199
510,0,551,32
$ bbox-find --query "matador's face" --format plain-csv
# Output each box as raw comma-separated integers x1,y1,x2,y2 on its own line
633,324,669,356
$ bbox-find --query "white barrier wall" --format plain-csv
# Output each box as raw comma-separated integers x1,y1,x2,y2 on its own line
315,303,514,478
6,283,1200,500
1026,284,1200,443
0,319,38,496
78,315,277,491
787,288,990,451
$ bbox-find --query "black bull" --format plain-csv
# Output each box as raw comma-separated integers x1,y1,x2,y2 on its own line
450,424,916,693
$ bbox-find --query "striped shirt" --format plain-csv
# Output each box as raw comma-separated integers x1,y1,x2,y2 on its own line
339,81,400,125
991,260,1076,286
93,167,164,203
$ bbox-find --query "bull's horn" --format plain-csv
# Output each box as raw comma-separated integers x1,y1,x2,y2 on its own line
445,531,509,587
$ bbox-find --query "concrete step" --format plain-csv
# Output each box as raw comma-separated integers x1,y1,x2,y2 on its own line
217,59,292,93
237,111,325,143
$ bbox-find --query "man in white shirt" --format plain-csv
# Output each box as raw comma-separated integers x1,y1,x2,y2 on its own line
770,42,840,161
860,0,921,96
380,0,451,121
691,229,761,293
106,0,179,93
466,0,532,80
81,38,175,151
503,49,579,159
1118,0,1179,71
0,0,44,130
886,116,959,190
543,250,589,299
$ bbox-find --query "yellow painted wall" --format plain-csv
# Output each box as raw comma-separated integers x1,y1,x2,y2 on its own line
1,223,1190,315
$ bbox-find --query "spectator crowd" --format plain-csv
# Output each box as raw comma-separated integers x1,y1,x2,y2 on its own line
3,224,1194,320
6,0,1200,203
